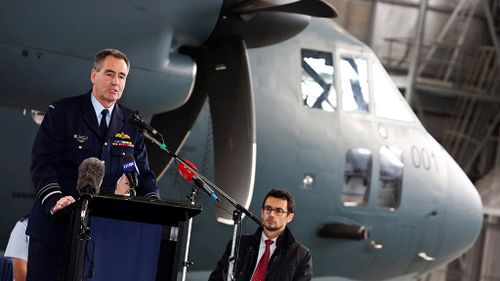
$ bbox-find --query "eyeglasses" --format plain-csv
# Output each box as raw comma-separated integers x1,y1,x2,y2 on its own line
263,206,288,216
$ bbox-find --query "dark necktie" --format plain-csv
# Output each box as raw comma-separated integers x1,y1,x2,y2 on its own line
99,109,109,137
251,239,273,281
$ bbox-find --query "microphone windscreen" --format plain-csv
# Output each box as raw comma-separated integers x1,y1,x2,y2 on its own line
127,111,143,127
76,157,105,195
177,160,198,183
127,112,138,122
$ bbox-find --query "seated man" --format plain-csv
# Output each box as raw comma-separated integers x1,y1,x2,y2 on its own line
209,189,312,281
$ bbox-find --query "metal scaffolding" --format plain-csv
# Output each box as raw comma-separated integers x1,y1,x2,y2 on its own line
383,0,500,180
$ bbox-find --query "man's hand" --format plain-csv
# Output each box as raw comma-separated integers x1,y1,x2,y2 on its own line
51,195,75,213
115,174,130,196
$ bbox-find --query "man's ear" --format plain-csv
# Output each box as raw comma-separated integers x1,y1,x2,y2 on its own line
286,213,294,223
90,69,96,84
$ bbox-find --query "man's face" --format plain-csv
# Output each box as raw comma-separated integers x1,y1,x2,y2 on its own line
261,196,294,233
90,55,129,108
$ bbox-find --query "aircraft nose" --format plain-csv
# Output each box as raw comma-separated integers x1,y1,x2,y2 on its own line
438,155,483,261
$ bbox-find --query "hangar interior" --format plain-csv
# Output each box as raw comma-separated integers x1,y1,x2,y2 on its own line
328,0,500,280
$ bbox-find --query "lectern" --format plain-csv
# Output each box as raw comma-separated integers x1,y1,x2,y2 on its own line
60,195,201,281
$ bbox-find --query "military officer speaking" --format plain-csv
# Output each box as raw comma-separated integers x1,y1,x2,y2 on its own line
26,49,160,280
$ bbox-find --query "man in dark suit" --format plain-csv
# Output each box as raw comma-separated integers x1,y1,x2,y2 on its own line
209,189,312,281
26,49,159,280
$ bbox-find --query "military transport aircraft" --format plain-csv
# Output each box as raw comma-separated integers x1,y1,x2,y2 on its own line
0,0,483,280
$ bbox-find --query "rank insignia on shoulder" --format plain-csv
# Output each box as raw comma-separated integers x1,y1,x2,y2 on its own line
73,134,88,143
114,132,131,140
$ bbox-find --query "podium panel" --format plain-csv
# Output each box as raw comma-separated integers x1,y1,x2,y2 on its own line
85,218,162,281
61,195,201,281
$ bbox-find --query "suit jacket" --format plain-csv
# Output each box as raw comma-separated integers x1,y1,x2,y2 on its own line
27,92,159,242
209,227,313,281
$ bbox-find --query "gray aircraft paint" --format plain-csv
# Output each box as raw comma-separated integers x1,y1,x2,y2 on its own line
0,1,482,280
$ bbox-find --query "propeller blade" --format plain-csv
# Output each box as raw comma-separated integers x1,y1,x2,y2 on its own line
147,82,208,178
229,0,337,18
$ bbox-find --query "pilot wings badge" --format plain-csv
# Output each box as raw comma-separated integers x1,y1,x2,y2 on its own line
73,134,88,143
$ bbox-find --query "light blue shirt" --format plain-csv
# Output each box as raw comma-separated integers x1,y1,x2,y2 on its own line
91,93,115,127
4,218,29,261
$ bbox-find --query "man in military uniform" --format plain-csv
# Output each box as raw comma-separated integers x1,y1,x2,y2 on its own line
26,49,159,280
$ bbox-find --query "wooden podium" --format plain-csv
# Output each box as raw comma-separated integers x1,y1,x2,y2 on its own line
61,195,201,281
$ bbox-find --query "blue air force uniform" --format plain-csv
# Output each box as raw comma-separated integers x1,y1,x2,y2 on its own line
27,92,159,280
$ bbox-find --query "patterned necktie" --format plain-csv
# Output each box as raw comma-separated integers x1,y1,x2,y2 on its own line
251,239,273,281
99,109,109,137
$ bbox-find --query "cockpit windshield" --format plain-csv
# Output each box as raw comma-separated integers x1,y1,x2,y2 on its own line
372,62,414,122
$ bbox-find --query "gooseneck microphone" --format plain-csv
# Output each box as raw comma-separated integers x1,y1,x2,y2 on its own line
128,111,158,136
127,111,170,155
76,157,105,196
192,177,220,201
121,154,139,197
177,160,220,201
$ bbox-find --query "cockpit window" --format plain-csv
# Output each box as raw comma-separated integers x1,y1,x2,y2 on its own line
301,49,336,112
378,146,403,211
342,148,372,207
372,62,414,121
340,57,369,113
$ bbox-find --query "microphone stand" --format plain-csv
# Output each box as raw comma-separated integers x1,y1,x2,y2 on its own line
137,125,261,281
180,186,197,281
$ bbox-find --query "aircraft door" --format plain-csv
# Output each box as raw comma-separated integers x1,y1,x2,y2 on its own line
330,51,383,279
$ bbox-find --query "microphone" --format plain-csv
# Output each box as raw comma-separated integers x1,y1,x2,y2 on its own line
192,176,220,201
122,154,139,196
75,157,104,241
76,157,105,196
177,159,197,183
177,160,220,201
128,111,158,136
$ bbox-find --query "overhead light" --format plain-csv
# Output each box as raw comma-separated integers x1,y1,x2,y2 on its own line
302,174,315,188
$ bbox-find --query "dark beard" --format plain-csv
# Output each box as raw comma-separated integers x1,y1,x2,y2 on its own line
263,224,280,232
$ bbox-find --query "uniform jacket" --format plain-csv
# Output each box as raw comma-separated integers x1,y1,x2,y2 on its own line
27,92,159,242
208,227,312,281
